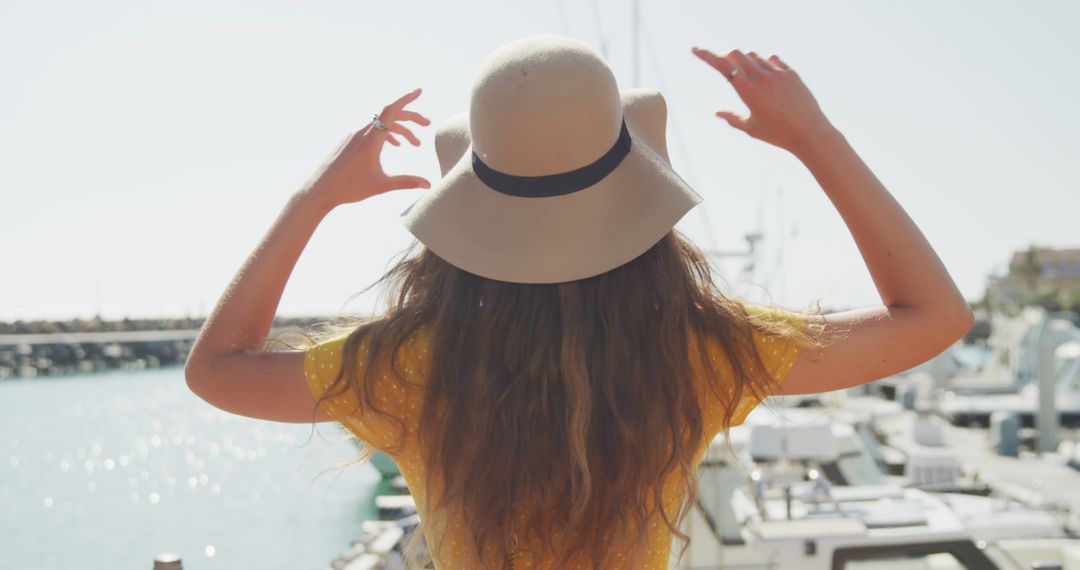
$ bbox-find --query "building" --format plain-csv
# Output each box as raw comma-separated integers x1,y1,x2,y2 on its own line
987,247,1080,311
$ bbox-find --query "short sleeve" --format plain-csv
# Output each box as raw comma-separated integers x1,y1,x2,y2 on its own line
304,334,352,421
727,305,807,427
304,333,403,451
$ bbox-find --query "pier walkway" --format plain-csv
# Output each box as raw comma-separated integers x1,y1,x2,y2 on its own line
877,408,1080,528
944,421,1080,510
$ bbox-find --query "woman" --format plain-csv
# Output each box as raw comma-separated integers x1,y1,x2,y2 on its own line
185,35,972,569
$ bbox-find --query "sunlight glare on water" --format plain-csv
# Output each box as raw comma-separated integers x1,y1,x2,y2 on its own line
0,367,380,569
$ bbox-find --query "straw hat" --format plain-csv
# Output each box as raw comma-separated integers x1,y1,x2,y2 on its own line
399,34,702,284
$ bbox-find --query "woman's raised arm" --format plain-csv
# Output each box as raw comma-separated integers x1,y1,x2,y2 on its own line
184,88,430,423
693,48,973,395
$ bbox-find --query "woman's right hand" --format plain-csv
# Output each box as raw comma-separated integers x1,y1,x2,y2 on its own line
303,88,431,210
692,47,835,156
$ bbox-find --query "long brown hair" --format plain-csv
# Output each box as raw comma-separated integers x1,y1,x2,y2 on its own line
310,229,821,569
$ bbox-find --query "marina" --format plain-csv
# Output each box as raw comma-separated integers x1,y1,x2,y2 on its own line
325,404,1080,568
314,308,1080,569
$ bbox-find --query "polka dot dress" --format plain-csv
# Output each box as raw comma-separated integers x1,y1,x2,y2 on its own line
303,306,806,569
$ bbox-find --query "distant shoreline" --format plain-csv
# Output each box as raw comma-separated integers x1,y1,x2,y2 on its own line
0,329,202,346
0,316,332,381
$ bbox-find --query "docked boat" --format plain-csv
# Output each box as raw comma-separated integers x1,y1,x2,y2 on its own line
677,413,1080,569
326,343,1080,569
333,403,1080,569
938,338,1080,427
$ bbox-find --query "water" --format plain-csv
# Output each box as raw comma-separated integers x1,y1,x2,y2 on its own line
0,367,381,569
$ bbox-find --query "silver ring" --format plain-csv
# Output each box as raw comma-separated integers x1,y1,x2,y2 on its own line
728,68,740,79
371,114,388,131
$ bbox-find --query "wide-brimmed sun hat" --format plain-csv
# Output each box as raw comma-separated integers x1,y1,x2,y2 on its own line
399,34,703,284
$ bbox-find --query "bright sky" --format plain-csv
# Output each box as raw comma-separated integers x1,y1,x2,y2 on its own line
1,0,1077,321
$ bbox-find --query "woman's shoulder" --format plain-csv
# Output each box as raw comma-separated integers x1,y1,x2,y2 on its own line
306,320,434,368
303,322,433,451
689,303,809,389
303,320,435,408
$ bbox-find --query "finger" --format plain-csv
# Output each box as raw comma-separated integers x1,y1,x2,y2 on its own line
396,110,431,126
747,51,777,74
715,110,749,133
726,49,760,80
379,175,431,192
390,122,421,146
692,46,737,79
692,46,746,83
386,87,423,113
768,54,791,71
382,131,401,146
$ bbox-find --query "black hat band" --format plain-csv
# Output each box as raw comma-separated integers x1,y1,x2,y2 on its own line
471,120,632,198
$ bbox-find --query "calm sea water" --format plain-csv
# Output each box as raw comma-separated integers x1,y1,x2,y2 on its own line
0,367,381,569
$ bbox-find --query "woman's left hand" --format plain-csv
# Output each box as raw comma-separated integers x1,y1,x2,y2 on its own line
303,87,432,209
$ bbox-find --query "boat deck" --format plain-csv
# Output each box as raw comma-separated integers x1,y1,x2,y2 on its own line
876,408,1080,529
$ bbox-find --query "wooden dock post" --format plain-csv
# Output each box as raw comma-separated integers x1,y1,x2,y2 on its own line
153,553,182,569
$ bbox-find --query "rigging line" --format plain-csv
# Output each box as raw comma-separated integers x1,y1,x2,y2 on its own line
769,185,787,304
641,24,721,256
756,155,772,293
589,0,609,58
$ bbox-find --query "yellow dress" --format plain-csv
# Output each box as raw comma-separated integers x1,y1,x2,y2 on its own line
304,305,805,569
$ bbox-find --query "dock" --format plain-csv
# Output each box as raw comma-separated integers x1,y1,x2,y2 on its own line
876,407,1080,526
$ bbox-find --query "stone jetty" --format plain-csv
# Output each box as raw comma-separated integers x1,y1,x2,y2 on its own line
0,316,328,380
